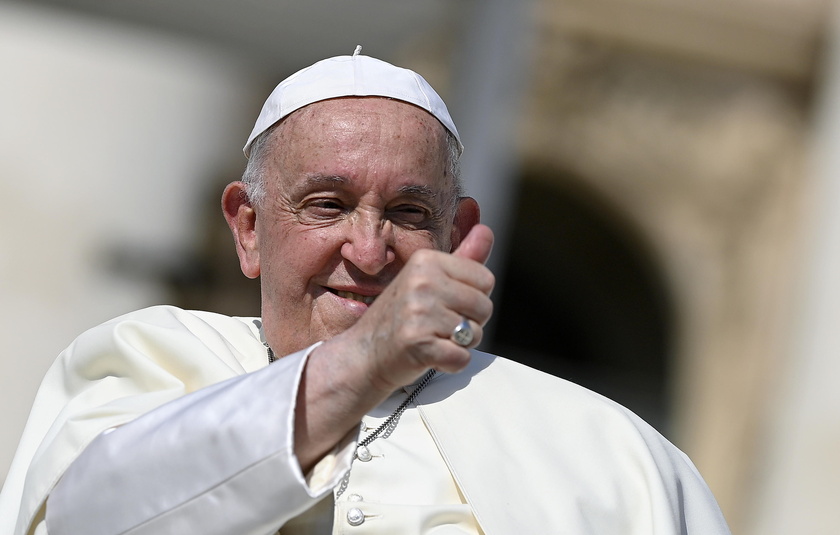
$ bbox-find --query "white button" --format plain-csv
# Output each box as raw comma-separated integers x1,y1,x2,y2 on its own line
348,493,363,502
347,507,365,526
356,445,372,462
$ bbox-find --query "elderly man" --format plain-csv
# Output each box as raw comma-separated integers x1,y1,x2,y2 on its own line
0,49,730,534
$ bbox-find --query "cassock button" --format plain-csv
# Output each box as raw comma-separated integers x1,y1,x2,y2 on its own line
356,445,372,462
347,507,365,526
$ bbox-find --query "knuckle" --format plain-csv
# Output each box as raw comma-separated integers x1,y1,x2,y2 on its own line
481,270,496,293
402,296,434,320
481,300,494,322
435,346,471,372
409,248,439,265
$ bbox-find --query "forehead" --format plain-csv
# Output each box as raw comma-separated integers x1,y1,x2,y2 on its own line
283,96,447,141
266,97,450,184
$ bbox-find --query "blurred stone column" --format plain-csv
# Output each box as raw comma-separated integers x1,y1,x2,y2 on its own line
449,0,535,342
748,5,840,534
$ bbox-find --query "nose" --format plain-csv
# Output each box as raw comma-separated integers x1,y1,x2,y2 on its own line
340,212,396,275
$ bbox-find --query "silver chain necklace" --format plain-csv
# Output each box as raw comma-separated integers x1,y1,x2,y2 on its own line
267,342,436,497
357,368,436,451
336,368,436,497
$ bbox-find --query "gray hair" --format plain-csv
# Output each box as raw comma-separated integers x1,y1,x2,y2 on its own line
241,121,463,213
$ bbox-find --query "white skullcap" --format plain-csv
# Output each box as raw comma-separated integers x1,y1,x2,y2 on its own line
243,46,462,157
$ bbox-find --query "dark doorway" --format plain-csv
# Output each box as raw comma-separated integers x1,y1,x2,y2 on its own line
489,172,673,433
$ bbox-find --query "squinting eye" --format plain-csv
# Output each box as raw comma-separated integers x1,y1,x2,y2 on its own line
313,200,342,210
305,199,345,218
390,205,430,226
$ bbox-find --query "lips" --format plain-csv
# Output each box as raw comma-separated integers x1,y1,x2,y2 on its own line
332,289,377,305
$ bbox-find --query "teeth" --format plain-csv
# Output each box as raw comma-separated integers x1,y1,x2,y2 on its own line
335,290,376,305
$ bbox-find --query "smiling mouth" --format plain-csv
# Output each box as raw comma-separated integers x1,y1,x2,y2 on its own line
331,289,377,305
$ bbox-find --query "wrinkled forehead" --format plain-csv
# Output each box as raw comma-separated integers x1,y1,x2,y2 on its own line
268,97,451,161
257,98,455,204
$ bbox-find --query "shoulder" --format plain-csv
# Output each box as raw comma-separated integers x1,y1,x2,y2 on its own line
86,304,262,349
434,350,646,423
421,352,730,532
425,350,708,490
60,305,268,377
455,351,683,456
97,304,260,336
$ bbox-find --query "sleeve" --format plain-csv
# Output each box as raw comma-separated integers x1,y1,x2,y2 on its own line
44,348,357,535
0,306,356,535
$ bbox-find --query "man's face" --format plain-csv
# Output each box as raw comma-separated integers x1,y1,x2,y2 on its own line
243,98,459,355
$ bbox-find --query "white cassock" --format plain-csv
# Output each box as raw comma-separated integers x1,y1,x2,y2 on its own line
0,306,731,534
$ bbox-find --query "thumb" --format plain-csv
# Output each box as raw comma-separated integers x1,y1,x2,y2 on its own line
452,224,494,265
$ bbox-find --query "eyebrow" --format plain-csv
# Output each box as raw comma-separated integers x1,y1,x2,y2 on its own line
301,174,348,188
288,174,347,196
298,174,439,200
398,184,438,200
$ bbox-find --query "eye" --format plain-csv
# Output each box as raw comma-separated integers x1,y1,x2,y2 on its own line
303,198,347,219
388,204,431,227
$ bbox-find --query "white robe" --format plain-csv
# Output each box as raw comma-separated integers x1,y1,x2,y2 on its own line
0,305,730,534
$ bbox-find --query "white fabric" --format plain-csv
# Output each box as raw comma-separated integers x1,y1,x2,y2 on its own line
45,345,357,535
0,306,731,534
418,357,728,534
243,50,462,157
283,385,481,534
0,306,267,534
341,387,479,534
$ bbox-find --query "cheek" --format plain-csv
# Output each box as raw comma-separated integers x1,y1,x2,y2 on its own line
279,228,344,276
393,228,449,259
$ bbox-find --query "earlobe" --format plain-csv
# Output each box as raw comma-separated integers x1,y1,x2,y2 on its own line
222,182,261,279
450,197,480,252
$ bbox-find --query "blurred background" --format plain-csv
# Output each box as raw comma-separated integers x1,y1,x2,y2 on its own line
1,0,838,532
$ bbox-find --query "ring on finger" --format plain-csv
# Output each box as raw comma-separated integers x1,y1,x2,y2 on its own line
451,316,474,347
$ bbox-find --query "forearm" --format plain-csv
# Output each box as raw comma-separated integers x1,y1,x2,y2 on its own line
292,336,405,473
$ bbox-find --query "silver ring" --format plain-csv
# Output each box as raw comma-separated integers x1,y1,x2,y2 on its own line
451,316,474,347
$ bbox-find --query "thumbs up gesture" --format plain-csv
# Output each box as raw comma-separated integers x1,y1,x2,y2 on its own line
339,223,495,391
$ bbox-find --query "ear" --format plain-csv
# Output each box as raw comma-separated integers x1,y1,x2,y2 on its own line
449,197,480,252
222,181,260,279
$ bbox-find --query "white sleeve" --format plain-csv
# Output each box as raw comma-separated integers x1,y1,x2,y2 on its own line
44,346,357,535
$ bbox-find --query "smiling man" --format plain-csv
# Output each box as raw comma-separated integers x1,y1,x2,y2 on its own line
0,50,730,534
224,91,491,476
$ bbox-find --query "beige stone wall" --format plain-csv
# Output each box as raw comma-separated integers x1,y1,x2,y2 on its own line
518,1,824,530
